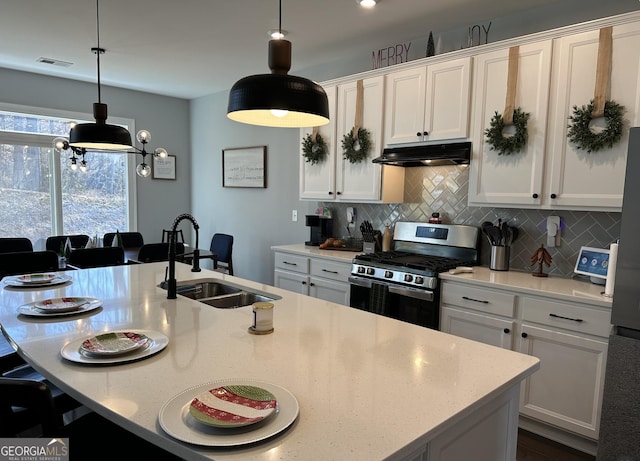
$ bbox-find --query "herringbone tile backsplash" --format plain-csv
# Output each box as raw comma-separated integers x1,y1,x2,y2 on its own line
322,165,621,277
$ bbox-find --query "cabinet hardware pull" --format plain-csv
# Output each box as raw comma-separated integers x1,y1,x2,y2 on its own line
532,193,539,199
336,191,342,195
503,328,510,334
521,332,528,338
283,261,297,266
462,296,489,304
549,313,583,322
310,283,315,286
550,193,557,199
302,281,307,285
423,131,429,136
328,191,333,195
322,269,339,274
416,132,422,137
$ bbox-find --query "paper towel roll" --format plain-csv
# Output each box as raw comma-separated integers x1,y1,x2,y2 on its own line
604,242,618,297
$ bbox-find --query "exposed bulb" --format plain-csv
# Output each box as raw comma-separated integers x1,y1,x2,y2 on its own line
79,160,87,173
53,137,68,152
358,0,377,7
154,147,168,159
270,109,289,118
70,158,78,171
136,163,151,177
268,29,287,39
136,130,151,143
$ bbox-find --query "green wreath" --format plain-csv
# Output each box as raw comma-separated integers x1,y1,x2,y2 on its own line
567,100,625,153
342,127,371,164
301,132,328,165
484,108,531,155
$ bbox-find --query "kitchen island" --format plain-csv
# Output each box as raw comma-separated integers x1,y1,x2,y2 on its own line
0,262,539,460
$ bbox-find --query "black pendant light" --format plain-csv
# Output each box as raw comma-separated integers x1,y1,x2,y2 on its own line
227,0,330,128
69,0,133,150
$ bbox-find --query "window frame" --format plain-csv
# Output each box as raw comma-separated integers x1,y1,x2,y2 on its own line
0,101,139,238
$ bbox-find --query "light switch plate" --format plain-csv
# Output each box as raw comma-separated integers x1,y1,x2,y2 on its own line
546,215,561,247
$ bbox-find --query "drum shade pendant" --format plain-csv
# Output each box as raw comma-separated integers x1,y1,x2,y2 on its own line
227,1,329,128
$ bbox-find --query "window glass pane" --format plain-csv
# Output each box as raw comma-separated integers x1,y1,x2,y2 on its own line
0,110,81,136
61,151,128,239
0,143,52,243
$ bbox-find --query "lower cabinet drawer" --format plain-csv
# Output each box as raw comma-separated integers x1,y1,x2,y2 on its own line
441,282,516,318
310,259,351,283
520,296,612,337
274,253,309,274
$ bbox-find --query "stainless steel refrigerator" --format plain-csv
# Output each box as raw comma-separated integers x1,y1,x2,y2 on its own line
597,127,640,460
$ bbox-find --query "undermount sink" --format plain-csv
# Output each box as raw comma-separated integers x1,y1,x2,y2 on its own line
159,278,280,308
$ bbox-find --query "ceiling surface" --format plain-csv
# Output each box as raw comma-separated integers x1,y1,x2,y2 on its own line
1,0,566,100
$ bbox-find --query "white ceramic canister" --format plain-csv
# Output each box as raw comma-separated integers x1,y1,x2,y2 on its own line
249,302,274,334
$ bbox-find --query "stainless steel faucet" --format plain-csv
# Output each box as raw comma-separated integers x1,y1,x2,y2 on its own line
167,213,200,299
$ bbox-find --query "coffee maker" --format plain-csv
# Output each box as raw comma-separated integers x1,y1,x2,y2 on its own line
305,215,333,246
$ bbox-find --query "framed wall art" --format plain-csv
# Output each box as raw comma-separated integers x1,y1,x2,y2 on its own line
152,155,176,180
222,146,266,188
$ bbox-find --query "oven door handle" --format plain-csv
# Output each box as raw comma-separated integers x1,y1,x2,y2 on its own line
349,276,434,302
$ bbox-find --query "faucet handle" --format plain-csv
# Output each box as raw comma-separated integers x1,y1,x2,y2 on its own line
191,249,201,272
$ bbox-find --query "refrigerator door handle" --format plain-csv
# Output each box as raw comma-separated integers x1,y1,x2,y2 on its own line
549,313,583,323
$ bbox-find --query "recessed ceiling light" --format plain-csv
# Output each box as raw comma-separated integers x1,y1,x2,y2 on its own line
357,0,378,8
268,29,288,39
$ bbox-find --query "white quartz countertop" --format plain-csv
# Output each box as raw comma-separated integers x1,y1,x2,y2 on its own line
271,243,361,263
440,266,612,308
0,263,538,460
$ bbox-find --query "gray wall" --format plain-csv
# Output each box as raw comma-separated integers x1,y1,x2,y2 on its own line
0,67,191,244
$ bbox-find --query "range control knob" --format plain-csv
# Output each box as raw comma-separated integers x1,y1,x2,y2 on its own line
367,267,375,276
357,266,365,274
384,270,394,279
404,274,413,283
414,276,424,285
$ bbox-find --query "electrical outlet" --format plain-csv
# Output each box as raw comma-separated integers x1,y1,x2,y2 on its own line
292,210,298,222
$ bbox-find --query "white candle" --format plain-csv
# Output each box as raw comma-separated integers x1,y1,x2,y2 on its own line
604,242,618,297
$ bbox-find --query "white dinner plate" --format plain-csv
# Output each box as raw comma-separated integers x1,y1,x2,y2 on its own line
4,274,72,289
17,273,57,284
61,330,168,365
159,379,299,447
18,297,102,317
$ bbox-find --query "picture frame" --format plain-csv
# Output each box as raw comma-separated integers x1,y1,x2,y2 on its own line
222,146,267,188
152,155,176,180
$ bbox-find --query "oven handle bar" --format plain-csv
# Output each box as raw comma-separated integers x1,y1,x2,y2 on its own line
349,276,434,302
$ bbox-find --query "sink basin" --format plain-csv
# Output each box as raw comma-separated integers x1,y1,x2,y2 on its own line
201,293,277,309
160,278,280,308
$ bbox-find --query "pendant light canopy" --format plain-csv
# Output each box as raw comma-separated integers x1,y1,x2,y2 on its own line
227,1,329,128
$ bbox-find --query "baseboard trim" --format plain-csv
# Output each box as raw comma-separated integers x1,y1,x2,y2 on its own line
519,416,597,456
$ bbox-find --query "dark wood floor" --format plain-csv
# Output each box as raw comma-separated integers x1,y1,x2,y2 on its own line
517,429,595,461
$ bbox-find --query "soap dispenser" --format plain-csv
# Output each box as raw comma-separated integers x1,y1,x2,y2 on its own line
382,225,393,252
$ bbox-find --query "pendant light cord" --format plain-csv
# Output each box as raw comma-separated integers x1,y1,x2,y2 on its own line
278,0,282,35
95,0,102,104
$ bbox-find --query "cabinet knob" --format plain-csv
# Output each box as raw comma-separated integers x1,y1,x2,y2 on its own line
328,192,333,195
302,281,307,285
550,193,557,199
336,191,342,195
521,332,528,338
503,328,510,334
532,193,539,199
416,132,422,137
309,283,315,287
423,131,429,136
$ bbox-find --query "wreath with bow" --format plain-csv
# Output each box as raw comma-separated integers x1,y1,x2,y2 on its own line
484,108,531,155
567,100,624,153
301,132,328,165
342,127,371,164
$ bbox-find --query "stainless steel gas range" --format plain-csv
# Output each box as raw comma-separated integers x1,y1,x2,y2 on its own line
348,221,480,330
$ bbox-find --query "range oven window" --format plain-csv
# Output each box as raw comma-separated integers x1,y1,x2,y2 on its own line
349,277,439,330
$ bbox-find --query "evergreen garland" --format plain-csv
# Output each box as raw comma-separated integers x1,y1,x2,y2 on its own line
342,127,371,164
567,100,625,153
484,107,531,155
301,132,328,165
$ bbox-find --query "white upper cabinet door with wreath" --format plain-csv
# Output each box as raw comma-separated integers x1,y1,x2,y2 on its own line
467,40,553,208
544,22,640,211
384,57,472,145
299,85,337,200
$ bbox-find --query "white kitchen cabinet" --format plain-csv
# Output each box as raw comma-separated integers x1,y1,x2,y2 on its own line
274,251,351,305
516,296,609,440
467,40,553,208
384,57,472,144
300,77,405,203
543,22,640,210
440,277,611,448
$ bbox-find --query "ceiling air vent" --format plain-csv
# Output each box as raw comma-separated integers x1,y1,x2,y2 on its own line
37,57,73,67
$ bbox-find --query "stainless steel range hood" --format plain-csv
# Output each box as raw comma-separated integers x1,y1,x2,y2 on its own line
372,141,471,167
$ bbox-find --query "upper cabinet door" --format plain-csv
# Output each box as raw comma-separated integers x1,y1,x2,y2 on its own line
545,22,640,210
335,76,384,202
467,41,553,207
384,57,471,145
299,85,337,200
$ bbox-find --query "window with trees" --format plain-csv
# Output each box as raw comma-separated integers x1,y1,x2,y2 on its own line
0,105,137,249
